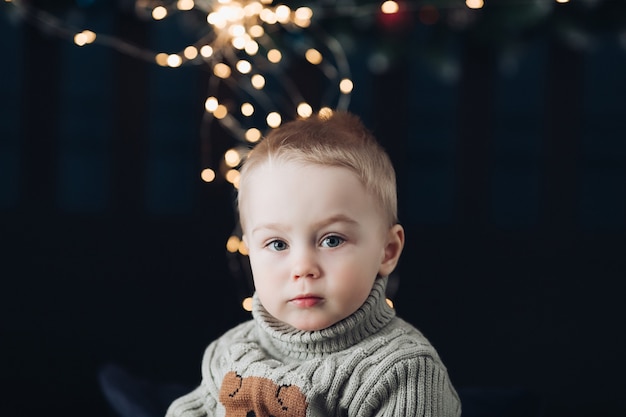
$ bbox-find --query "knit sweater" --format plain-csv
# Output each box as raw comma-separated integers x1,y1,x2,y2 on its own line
166,278,461,417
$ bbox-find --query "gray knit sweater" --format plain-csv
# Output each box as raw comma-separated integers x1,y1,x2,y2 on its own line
166,278,461,417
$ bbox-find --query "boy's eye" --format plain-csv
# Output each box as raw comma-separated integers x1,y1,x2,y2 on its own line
268,240,288,251
321,235,344,248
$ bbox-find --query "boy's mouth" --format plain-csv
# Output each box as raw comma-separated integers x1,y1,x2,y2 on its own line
289,294,323,308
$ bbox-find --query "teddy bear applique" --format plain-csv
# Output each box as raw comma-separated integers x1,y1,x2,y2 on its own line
219,371,308,417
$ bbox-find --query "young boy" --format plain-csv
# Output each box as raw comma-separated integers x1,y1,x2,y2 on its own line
166,111,461,417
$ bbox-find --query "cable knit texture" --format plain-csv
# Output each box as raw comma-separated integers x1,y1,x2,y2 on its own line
166,278,461,417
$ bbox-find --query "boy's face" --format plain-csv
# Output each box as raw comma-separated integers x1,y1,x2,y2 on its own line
241,160,403,331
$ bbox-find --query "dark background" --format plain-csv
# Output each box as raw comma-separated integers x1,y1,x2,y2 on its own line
1,1,625,416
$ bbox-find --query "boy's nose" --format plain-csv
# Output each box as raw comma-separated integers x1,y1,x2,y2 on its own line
291,248,321,279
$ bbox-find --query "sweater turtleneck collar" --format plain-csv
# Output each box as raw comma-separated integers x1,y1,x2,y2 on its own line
251,277,396,361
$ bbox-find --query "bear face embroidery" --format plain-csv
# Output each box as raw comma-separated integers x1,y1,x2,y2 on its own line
219,371,308,417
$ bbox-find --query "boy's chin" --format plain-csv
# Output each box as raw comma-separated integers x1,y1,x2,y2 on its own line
287,318,339,332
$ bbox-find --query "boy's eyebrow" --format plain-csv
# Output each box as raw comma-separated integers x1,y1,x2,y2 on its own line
313,214,359,229
251,214,358,235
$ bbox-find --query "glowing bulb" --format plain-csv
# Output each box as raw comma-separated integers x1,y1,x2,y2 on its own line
229,24,246,37
251,74,265,89
244,2,263,16
224,149,241,167
275,5,291,23
225,169,240,184
339,78,354,94
236,60,252,74
248,25,264,38
266,112,282,128
152,6,168,20
242,297,253,312
465,0,484,9
297,102,313,118
155,53,169,66
232,36,247,49
295,7,313,21
207,12,226,28
201,168,216,182
294,6,312,27
238,240,248,255
294,17,311,28
213,63,232,78
167,54,183,67
74,30,96,46
244,40,259,55
184,46,198,60
556,0,570,2
381,1,399,14
177,0,194,11
84,30,96,44
73,32,88,46
214,104,228,119
267,49,282,63
259,9,277,24
205,96,219,112
319,107,333,119
241,102,254,116
200,45,213,58
226,235,240,253
222,5,245,22
245,128,261,143
305,48,323,65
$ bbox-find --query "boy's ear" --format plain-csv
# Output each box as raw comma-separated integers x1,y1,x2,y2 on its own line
379,224,405,277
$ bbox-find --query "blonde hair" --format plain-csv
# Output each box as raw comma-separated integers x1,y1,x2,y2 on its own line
238,111,398,227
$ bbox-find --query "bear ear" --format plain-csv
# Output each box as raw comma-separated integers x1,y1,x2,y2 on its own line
221,371,243,399
275,385,307,415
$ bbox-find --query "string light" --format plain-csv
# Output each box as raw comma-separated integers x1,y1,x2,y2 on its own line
205,96,219,112
226,235,240,253
465,0,484,9
138,0,350,187
224,148,242,167
241,102,254,116
213,104,228,119
177,0,195,12
9,0,595,190
339,78,354,94
250,74,266,89
242,297,253,312
183,46,198,60
152,6,168,20
167,54,183,68
297,102,313,118
200,45,214,58
266,112,281,128
266,48,282,63
305,48,323,65
245,128,261,142
238,240,248,255
381,1,399,14
48,0,351,186
318,107,334,119
201,168,216,183
73,30,96,47
225,169,240,186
